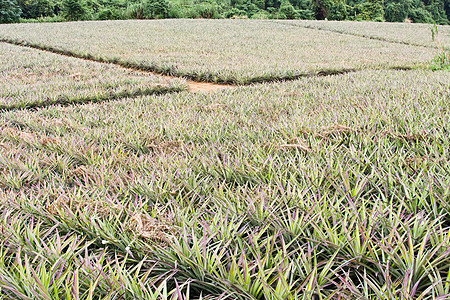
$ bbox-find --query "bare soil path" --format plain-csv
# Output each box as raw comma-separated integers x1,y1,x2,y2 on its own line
187,81,231,92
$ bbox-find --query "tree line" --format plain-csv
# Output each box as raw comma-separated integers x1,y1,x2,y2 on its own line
1,0,449,24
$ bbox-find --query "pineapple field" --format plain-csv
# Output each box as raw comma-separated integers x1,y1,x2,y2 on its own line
0,19,449,299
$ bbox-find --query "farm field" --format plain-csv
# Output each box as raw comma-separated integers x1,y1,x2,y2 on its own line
277,20,450,49
0,43,185,110
0,20,438,83
0,19,450,299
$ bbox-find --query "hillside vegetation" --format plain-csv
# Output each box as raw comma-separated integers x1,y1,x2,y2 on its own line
0,0,449,24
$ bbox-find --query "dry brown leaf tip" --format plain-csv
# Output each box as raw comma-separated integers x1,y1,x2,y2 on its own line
47,196,123,217
277,137,312,152
46,197,70,215
315,124,356,138
129,213,174,243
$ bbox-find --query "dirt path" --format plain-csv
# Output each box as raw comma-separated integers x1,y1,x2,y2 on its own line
154,72,232,92
187,81,231,92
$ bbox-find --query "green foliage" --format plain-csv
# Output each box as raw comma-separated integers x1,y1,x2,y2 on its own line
97,7,122,19
17,0,55,18
327,0,347,19
250,9,270,17
278,0,296,18
167,0,222,18
385,1,407,21
426,0,448,24
3,0,449,23
0,0,21,23
275,0,314,18
409,7,434,22
354,0,384,20
313,0,328,19
126,2,145,18
223,7,248,17
233,0,260,17
297,8,314,17
62,0,86,20
19,14,64,21
127,0,168,19
313,0,348,20
142,0,168,18
291,0,312,9
194,2,220,18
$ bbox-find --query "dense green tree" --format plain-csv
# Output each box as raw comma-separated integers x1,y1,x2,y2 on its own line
235,0,259,15
385,0,408,21
445,0,449,19
425,0,448,23
265,0,281,9
313,0,328,18
278,0,296,17
409,6,434,21
17,0,55,18
98,6,122,19
296,8,314,17
354,0,384,20
290,0,312,10
313,0,347,19
0,0,21,22
85,0,100,14
192,1,220,18
143,0,168,18
328,0,347,19
223,7,247,16
62,0,86,20
253,0,265,9
126,0,167,18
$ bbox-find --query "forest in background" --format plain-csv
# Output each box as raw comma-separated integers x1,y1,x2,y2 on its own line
0,0,449,26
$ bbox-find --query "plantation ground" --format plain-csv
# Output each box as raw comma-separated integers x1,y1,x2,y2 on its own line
276,20,450,49
0,43,185,110
0,20,449,299
0,19,438,83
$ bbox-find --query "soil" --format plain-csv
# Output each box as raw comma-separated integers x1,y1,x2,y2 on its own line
187,81,231,92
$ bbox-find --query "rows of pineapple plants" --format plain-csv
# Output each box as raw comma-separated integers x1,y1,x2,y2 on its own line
0,43,186,110
0,68,449,298
0,20,437,84
276,20,450,50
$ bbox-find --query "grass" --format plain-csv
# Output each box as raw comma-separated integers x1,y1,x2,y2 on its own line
0,19,438,84
0,43,186,110
276,20,450,50
0,66,449,298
